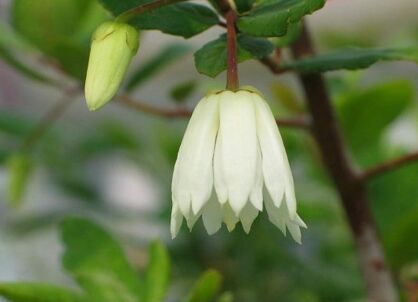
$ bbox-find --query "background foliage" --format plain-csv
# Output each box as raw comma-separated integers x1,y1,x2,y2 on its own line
0,0,418,301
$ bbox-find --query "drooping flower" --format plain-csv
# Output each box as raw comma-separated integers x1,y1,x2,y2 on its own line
171,88,306,243
85,21,139,111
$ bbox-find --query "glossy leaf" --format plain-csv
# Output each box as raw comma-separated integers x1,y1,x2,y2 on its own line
282,47,418,73
98,0,219,38
237,0,325,37
194,34,274,77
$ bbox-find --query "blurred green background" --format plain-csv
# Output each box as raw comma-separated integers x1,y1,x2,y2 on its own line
1,0,418,301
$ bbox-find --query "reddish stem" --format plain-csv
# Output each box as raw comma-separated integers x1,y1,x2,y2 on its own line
225,10,239,90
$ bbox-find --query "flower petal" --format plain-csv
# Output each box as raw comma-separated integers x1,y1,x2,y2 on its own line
170,204,183,239
253,93,297,219
186,210,201,230
222,203,239,232
216,90,258,215
214,133,228,205
249,145,263,211
202,193,223,235
264,190,286,234
239,202,259,234
264,188,305,243
172,94,220,216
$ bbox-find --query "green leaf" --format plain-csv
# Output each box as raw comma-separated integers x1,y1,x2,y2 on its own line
337,80,413,164
126,44,190,91
98,0,219,38
237,0,325,37
60,217,142,302
6,153,33,207
0,283,81,302
369,163,418,270
143,241,170,302
385,206,418,269
169,80,197,103
185,270,222,302
282,47,418,73
12,0,89,53
217,292,234,302
11,0,105,80
234,0,256,13
271,21,301,47
194,34,274,77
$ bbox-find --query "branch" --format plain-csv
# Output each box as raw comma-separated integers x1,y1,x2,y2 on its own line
116,95,191,118
116,94,310,129
362,152,418,181
20,86,79,151
116,0,186,22
259,57,283,74
290,23,399,302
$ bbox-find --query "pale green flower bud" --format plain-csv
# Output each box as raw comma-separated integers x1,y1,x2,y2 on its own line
85,21,139,111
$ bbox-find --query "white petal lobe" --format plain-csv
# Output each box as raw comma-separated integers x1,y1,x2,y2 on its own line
202,194,223,235
253,93,296,218
216,91,258,215
239,203,259,233
170,204,183,239
172,94,220,216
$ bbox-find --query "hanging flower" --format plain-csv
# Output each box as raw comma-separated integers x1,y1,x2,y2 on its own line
171,88,306,243
85,21,139,111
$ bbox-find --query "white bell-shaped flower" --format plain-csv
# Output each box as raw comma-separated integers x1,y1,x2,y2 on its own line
171,88,306,243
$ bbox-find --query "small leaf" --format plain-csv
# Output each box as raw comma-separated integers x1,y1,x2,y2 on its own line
281,47,418,73
194,34,274,77
237,0,325,37
169,80,197,103
0,283,81,302
126,44,190,91
6,153,33,207
143,241,170,302
60,217,142,301
98,0,219,38
185,269,222,302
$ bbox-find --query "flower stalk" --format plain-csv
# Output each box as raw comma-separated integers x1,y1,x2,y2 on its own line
225,10,239,91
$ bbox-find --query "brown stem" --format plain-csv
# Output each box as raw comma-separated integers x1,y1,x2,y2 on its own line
260,57,283,74
116,94,309,129
116,0,186,22
116,95,191,118
291,24,399,301
225,10,239,90
362,152,418,181
20,87,79,151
